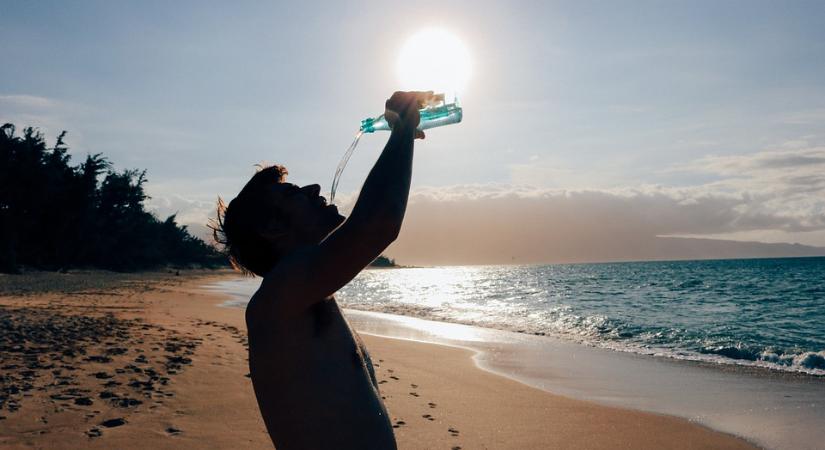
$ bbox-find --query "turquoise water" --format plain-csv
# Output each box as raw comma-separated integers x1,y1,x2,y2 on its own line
215,257,825,375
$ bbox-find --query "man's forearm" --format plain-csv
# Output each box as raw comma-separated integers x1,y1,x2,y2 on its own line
347,125,415,234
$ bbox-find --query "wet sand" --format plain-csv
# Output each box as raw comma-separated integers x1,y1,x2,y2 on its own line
0,271,755,449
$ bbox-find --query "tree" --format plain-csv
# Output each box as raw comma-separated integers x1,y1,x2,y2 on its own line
0,123,226,272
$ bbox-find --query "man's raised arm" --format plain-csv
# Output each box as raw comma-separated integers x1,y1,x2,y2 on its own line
263,91,430,305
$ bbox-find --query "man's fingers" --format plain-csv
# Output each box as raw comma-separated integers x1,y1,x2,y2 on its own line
384,109,401,126
416,91,435,108
386,91,435,135
388,91,435,111
386,92,419,115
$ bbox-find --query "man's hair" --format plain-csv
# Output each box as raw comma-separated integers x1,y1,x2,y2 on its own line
211,164,289,276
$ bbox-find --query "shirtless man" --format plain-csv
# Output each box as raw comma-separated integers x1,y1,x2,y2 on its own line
214,91,430,449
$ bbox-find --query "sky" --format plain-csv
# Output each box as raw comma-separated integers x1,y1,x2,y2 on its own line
2,0,825,264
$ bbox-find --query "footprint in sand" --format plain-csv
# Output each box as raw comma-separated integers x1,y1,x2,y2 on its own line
409,392,419,397
448,427,460,436
422,414,435,421
100,417,127,428
389,375,399,380
428,402,437,408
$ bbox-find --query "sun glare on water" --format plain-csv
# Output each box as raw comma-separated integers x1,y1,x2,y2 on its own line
397,28,472,97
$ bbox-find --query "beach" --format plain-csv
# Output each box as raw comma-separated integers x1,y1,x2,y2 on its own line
0,270,762,449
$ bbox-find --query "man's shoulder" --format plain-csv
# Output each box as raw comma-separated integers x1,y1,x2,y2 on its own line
256,247,311,293
247,249,327,328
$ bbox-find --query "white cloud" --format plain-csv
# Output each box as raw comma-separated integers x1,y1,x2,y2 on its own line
381,145,825,263
670,146,825,232
0,94,58,109
683,146,825,175
778,109,825,125
406,183,820,236
142,144,825,262
0,94,92,149
386,185,825,265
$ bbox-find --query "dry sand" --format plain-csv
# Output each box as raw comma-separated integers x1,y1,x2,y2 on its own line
0,271,756,449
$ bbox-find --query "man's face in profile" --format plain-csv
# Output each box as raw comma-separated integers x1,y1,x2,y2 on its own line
267,183,345,245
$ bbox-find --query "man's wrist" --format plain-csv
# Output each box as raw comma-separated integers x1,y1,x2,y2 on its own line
390,122,417,139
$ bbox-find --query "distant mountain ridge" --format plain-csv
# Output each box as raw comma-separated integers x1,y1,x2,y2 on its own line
186,220,825,266
383,234,825,266
643,236,825,262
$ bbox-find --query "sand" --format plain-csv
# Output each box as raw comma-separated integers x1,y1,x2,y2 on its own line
0,271,756,449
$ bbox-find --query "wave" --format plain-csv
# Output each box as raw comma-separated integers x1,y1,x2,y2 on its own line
207,260,825,378
337,300,825,377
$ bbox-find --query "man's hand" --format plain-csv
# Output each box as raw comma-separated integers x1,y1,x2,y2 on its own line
384,91,433,140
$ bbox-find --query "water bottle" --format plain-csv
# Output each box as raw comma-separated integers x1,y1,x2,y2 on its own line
359,94,463,133
330,93,463,203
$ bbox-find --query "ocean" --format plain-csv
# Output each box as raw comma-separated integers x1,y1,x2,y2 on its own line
213,256,825,376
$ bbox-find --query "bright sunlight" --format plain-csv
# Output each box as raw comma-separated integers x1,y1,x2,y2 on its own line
397,28,472,97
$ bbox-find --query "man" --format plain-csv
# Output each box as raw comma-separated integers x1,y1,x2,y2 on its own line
214,91,430,449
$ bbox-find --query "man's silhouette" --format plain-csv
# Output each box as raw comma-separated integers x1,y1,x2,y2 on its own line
214,91,430,449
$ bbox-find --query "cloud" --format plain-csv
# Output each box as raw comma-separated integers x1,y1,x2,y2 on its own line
0,95,59,109
144,190,218,243
380,146,825,264
777,109,825,125
145,193,215,225
142,145,825,263
670,146,825,231
684,146,825,174
0,94,91,148
383,181,825,264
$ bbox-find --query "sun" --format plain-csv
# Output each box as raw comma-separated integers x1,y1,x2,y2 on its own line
397,28,472,97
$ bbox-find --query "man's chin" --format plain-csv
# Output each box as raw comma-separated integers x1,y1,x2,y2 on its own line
326,206,346,226
315,213,346,241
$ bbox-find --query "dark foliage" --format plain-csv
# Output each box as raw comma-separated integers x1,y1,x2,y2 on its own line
370,255,397,267
0,124,226,273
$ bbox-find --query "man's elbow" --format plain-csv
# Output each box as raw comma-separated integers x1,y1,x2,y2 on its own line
363,218,401,248
385,223,401,244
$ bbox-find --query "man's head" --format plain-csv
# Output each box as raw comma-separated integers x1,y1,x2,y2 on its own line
213,165,345,276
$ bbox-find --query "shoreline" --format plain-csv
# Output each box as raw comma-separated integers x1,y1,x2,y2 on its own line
345,309,825,450
204,276,770,449
358,333,755,450
206,276,825,450
205,276,825,379
1,271,758,449
341,304,825,378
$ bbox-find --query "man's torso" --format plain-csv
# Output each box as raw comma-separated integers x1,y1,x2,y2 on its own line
246,293,396,449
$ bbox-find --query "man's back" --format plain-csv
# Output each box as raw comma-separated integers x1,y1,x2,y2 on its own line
247,291,396,449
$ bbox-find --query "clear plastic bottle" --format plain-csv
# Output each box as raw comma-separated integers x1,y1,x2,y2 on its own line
359,95,463,133
330,94,463,203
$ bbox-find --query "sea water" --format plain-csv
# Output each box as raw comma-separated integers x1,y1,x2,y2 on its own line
211,257,825,376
